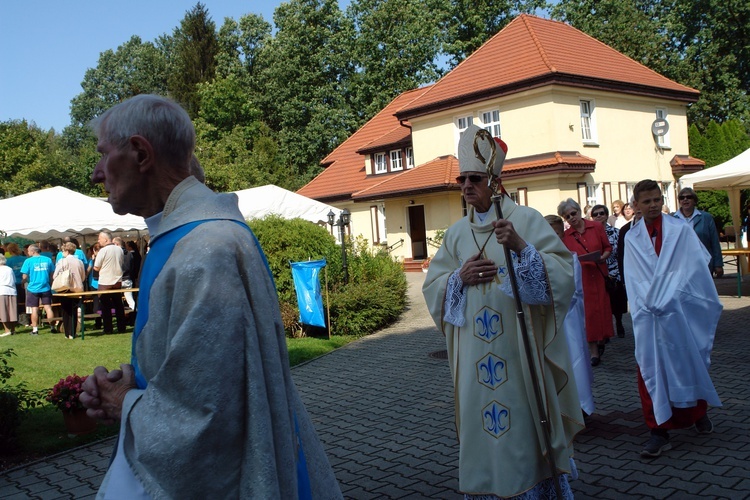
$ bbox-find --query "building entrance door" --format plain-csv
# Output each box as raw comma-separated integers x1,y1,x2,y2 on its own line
408,205,427,259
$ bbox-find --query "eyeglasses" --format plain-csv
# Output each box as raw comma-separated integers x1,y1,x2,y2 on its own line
456,174,487,185
591,211,606,217
678,195,695,201
563,211,578,220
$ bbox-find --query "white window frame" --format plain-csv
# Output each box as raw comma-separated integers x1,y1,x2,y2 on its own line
390,150,403,172
655,107,671,149
580,99,598,145
374,153,387,174
480,109,502,138
586,184,599,208
455,114,474,155
405,147,414,169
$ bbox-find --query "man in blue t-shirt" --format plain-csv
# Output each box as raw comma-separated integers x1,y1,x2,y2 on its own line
20,244,54,335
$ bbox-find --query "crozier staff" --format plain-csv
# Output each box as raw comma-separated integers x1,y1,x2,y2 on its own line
422,124,583,499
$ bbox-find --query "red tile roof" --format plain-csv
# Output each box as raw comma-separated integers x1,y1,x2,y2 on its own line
299,14,695,202
670,155,706,176
353,155,461,201
357,125,412,154
397,14,699,119
352,152,596,201
297,86,432,202
503,151,596,180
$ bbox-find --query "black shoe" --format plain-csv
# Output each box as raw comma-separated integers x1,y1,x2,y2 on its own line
30,330,39,336
50,325,58,334
641,433,671,458
590,356,600,367
597,343,605,357
695,415,714,434
617,324,625,338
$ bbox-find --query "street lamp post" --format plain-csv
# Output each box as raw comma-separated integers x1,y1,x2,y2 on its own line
327,208,351,284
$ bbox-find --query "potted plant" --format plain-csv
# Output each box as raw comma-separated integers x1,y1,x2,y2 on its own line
46,374,96,436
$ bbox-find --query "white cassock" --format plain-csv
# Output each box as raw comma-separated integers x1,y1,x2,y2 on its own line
624,215,722,425
563,254,595,415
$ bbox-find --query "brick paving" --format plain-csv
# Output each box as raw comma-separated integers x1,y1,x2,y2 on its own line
1,269,748,499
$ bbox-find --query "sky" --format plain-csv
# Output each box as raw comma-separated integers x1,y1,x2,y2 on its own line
0,0,300,132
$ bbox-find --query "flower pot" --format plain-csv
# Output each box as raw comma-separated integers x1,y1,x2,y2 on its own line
62,409,96,437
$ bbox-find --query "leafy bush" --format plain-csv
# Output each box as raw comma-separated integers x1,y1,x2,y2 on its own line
0,349,45,453
248,217,407,337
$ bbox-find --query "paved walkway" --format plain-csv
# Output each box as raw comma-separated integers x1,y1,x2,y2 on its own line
1,270,749,499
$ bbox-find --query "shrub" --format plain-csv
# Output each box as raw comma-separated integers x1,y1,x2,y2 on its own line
0,349,45,453
248,215,339,307
248,217,407,337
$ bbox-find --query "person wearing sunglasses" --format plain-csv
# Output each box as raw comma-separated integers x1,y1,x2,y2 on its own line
557,199,614,366
591,204,628,338
673,187,724,278
423,125,583,499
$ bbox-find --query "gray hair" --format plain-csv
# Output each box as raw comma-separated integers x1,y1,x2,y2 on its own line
0,254,6,265
99,231,113,242
27,244,40,255
90,94,195,166
557,198,581,217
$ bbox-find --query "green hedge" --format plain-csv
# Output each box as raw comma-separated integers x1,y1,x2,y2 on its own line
248,216,407,337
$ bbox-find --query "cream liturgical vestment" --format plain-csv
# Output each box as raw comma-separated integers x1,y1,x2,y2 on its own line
423,196,584,498
624,215,722,425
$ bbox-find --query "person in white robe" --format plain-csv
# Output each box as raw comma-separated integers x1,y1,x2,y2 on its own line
546,215,595,416
423,125,584,499
625,179,722,459
79,94,341,499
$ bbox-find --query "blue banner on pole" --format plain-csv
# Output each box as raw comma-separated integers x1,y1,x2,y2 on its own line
290,259,327,328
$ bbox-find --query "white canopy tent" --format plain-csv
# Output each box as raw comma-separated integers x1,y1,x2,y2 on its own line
234,184,339,223
0,186,147,242
679,147,750,249
0,184,341,246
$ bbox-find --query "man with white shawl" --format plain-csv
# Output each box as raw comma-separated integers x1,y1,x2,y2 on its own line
423,125,584,499
625,179,722,459
80,95,341,499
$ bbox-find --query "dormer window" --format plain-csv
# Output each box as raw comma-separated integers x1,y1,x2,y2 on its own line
390,150,403,171
374,153,387,174
406,147,414,169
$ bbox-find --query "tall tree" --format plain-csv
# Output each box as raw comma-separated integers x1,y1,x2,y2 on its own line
346,0,447,121
0,121,89,197
167,2,219,117
69,36,168,126
254,0,356,186
442,0,546,66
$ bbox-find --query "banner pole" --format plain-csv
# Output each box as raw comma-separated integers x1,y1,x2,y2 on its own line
324,264,331,339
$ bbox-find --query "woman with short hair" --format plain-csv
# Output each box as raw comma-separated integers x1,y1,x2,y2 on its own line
53,242,86,339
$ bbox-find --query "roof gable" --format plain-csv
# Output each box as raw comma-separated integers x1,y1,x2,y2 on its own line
297,86,432,201
397,14,698,119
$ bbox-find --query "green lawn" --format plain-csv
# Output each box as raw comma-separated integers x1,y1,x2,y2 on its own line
1,321,354,470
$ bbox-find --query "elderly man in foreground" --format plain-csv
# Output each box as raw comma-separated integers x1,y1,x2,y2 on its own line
423,125,583,498
80,94,341,499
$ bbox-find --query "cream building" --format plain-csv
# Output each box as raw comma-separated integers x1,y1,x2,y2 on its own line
298,15,704,267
